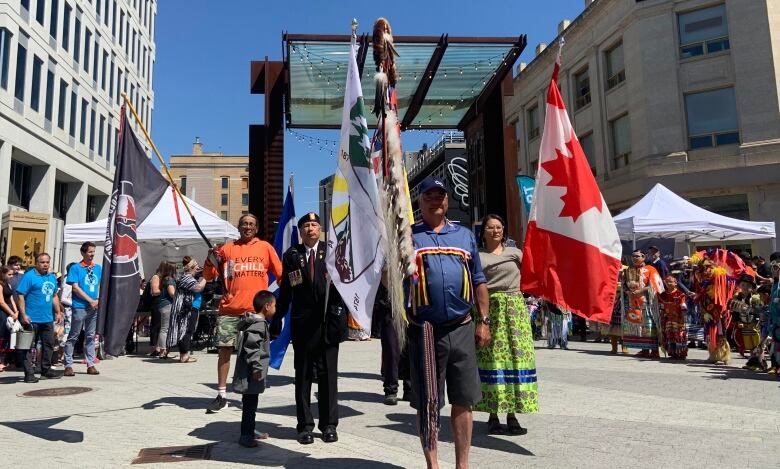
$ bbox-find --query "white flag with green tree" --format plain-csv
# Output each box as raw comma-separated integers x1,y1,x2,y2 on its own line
325,35,385,331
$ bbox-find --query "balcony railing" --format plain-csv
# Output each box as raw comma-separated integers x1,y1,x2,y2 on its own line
606,69,625,90
689,130,739,150
680,36,730,59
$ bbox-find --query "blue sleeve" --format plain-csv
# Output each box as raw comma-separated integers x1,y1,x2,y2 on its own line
467,230,486,285
16,273,31,295
66,264,79,285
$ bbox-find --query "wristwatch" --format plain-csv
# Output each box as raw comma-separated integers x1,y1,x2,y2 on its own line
475,315,491,326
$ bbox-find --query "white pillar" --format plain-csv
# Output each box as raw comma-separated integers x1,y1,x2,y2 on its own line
0,142,12,220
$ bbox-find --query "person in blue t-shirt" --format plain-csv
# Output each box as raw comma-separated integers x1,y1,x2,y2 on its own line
64,242,103,377
16,252,63,383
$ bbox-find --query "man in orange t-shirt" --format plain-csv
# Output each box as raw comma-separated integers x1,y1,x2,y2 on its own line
203,213,282,414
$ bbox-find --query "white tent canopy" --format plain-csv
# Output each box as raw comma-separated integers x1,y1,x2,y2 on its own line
614,183,775,242
64,187,239,243
64,187,239,276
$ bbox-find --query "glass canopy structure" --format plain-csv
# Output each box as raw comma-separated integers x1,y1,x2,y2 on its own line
284,33,526,129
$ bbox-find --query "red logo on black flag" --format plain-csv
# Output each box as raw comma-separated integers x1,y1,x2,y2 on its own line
98,108,169,356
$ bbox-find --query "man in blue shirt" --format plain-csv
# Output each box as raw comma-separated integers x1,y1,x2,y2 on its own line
407,176,490,469
64,242,102,377
16,253,63,382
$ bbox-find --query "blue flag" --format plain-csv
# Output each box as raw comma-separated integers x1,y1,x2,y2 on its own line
269,188,298,369
516,175,536,214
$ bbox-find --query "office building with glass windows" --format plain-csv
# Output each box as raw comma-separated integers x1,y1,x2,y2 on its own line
509,0,780,255
0,0,156,268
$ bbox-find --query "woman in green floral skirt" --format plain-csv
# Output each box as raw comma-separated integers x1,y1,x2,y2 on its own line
473,214,539,435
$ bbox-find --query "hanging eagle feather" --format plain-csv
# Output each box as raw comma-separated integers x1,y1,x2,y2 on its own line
372,17,415,349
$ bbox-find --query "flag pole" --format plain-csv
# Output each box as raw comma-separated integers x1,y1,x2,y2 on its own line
121,92,213,249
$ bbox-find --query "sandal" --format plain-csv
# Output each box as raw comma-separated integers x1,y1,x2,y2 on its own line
487,417,505,435
506,417,528,436
180,356,198,363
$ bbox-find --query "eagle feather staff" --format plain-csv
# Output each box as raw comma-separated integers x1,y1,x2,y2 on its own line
371,17,416,349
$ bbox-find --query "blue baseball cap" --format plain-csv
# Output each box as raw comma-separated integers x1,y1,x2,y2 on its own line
419,176,447,195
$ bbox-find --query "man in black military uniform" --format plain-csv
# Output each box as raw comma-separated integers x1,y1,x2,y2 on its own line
276,212,347,445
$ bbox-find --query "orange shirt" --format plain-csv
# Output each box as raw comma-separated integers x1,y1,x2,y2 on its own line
204,237,282,316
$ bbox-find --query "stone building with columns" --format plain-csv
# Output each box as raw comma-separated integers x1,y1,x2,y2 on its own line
167,139,250,226
508,0,780,255
0,0,157,269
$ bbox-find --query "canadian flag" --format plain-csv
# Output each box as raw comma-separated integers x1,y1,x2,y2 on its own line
521,53,622,323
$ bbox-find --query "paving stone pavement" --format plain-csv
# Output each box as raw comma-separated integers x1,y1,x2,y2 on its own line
1,339,779,468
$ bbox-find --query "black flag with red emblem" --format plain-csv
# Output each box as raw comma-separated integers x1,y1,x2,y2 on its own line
97,107,169,356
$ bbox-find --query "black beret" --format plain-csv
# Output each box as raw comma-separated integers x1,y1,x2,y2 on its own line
297,212,321,229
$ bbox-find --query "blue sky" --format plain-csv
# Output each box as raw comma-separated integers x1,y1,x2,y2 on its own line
153,0,586,215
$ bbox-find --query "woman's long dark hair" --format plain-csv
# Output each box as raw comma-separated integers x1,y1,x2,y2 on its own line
480,213,507,247
160,262,177,280
0,266,11,289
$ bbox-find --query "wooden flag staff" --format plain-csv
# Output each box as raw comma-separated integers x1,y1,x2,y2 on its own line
121,92,213,249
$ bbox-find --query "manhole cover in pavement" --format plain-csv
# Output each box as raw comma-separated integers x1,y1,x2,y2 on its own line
132,444,215,464
20,387,93,397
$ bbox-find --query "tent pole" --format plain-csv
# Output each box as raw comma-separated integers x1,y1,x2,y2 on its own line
632,233,636,250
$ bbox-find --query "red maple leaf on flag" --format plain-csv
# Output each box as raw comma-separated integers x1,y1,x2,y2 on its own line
541,134,603,222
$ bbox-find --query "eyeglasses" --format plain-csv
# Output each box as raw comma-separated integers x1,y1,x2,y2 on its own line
631,255,643,258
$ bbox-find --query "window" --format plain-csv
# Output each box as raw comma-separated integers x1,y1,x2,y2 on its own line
92,42,99,82
44,69,54,121
21,0,30,11
86,194,99,222
685,87,739,149
527,105,540,140
241,177,248,189
73,17,80,63
9,160,32,209
679,4,729,59
0,28,10,90
103,0,109,26
89,107,96,150
119,10,124,46
83,28,91,73
579,132,597,175
98,114,105,156
69,89,76,137
180,177,187,195
62,3,71,51
53,180,69,220
574,67,591,110
101,50,107,89
49,0,59,39
690,194,749,221
221,194,228,206
95,0,101,16
220,211,228,220
115,68,122,105
80,98,87,143
610,114,631,169
109,56,114,98
111,1,117,37
221,177,229,189
605,42,625,90
57,79,67,129
15,43,27,101
241,193,249,206
30,55,43,111
36,0,45,25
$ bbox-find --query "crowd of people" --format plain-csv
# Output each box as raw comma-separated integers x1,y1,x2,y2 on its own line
0,174,778,469
526,245,780,373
